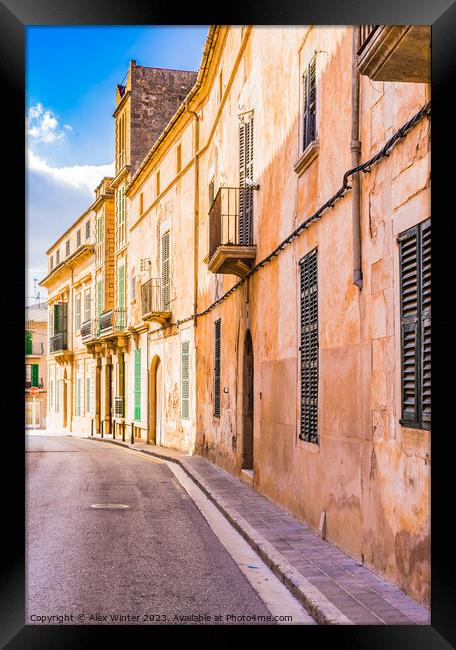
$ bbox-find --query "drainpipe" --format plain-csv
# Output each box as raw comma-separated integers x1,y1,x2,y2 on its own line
351,26,363,289
185,98,200,456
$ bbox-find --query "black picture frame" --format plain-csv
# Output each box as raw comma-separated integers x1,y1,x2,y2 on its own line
3,0,454,646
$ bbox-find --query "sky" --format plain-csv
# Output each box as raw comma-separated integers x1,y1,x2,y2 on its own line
26,25,208,305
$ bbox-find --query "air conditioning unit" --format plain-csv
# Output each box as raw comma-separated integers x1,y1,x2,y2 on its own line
114,396,125,418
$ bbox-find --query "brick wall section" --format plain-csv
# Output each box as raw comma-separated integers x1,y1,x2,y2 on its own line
130,65,197,174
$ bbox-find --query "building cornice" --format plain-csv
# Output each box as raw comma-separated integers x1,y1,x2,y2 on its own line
40,244,94,288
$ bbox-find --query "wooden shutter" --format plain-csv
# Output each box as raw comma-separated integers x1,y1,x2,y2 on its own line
84,289,91,323
75,294,81,331
214,319,221,417
420,219,431,426
303,56,317,150
161,231,170,311
239,114,254,246
25,331,32,355
53,303,60,333
181,341,190,420
118,264,125,327
299,248,318,443
32,364,39,388
399,226,420,424
134,349,141,421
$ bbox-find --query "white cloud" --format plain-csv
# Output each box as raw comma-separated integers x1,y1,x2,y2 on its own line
26,103,70,144
27,149,114,194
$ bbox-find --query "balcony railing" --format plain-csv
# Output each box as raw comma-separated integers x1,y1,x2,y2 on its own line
99,310,114,335
141,278,171,325
113,308,127,331
81,318,98,343
50,332,68,353
358,25,379,54
207,186,256,278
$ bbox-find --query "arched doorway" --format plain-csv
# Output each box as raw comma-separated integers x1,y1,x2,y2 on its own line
148,356,164,445
242,330,254,470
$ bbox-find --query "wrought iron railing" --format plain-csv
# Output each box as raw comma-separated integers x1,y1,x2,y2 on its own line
358,25,379,54
113,308,127,331
81,318,97,341
99,310,113,334
141,278,169,316
50,332,67,353
208,186,254,260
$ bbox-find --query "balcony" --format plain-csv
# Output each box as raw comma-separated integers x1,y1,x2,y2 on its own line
358,25,430,83
141,278,171,325
50,332,68,354
207,187,256,279
97,309,128,339
81,318,98,343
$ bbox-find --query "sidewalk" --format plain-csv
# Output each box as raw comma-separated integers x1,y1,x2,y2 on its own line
82,432,430,626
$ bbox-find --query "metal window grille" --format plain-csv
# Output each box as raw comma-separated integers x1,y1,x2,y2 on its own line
302,56,317,151
214,319,221,417
181,341,190,420
399,219,431,429
299,248,318,443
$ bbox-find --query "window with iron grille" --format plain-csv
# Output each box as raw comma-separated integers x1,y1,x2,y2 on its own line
161,231,170,311
181,341,190,420
66,239,70,257
214,319,221,418
76,229,81,248
85,219,91,240
399,219,431,429
239,113,254,246
302,56,317,151
299,248,318,443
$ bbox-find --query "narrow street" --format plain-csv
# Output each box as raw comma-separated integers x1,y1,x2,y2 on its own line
26,434,314,625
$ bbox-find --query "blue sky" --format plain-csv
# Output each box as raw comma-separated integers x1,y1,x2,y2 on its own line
26,25,208,304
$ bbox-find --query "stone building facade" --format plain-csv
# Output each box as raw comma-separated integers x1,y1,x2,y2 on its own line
25,303,48,428
40,26,431,606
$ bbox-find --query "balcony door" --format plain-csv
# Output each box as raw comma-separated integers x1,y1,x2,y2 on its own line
242,330,254,470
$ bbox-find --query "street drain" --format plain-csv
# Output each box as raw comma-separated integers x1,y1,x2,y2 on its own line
90,503,129,510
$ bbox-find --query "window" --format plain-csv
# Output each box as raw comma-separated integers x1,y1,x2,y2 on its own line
117,186,125,224
176,143,182,174
156,171,160,197
50,255,54,270
181,341,190,420
56,249,60,265
131,276,136,301
118,264,125,328
75,376,81,416
66,240,70,257
399,219,431,429
302,56,317,151
299,248,318,444
161,231,170,311
86,376,91,413
239,112,254,245
76,229,81,248
214,319,221,417
209,177,215,206
26,364,39,388
134,349,141,421
75,293,81,331
25,331,32,355
84,289,91,323
97,278,103,318
96,212,104,261
85,219,91,240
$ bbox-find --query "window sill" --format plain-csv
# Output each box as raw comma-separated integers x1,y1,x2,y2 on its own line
294,140,319,177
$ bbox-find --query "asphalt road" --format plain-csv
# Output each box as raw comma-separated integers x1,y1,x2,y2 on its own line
26,435,274,625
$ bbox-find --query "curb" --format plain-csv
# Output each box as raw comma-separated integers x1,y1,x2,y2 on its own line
84,434,351,625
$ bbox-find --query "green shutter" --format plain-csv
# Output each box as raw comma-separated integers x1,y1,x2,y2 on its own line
25,331,32,355
32,364,39,388
181,341,190,420
97,279,103,317
54,303,60,334
134,349,141,421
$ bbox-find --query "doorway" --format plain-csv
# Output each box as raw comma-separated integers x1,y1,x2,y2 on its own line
148,356,163,445
242,330,254,470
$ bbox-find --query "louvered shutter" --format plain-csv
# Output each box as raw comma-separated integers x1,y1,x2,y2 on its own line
239,115,254,246
53,303,60,334
299,248,318,443
97,279,103,317
181,341,190,420
32,364,39,388
161,231,170,311
239,121,245,244
303,56,317,150
420,219,431,426
118,264,125,328
25,331,32,355
134,349,141,421
399,227,420,424
214,319,221,417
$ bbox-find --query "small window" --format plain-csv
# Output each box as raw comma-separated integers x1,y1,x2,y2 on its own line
302,56,317,151
66,240,70,257
76,229,81,248
85,219,91,240
156,171,160,197
214,319,221,418
56,249,60,265
399,219,431,429
50,255,54,271
176,144,182,174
